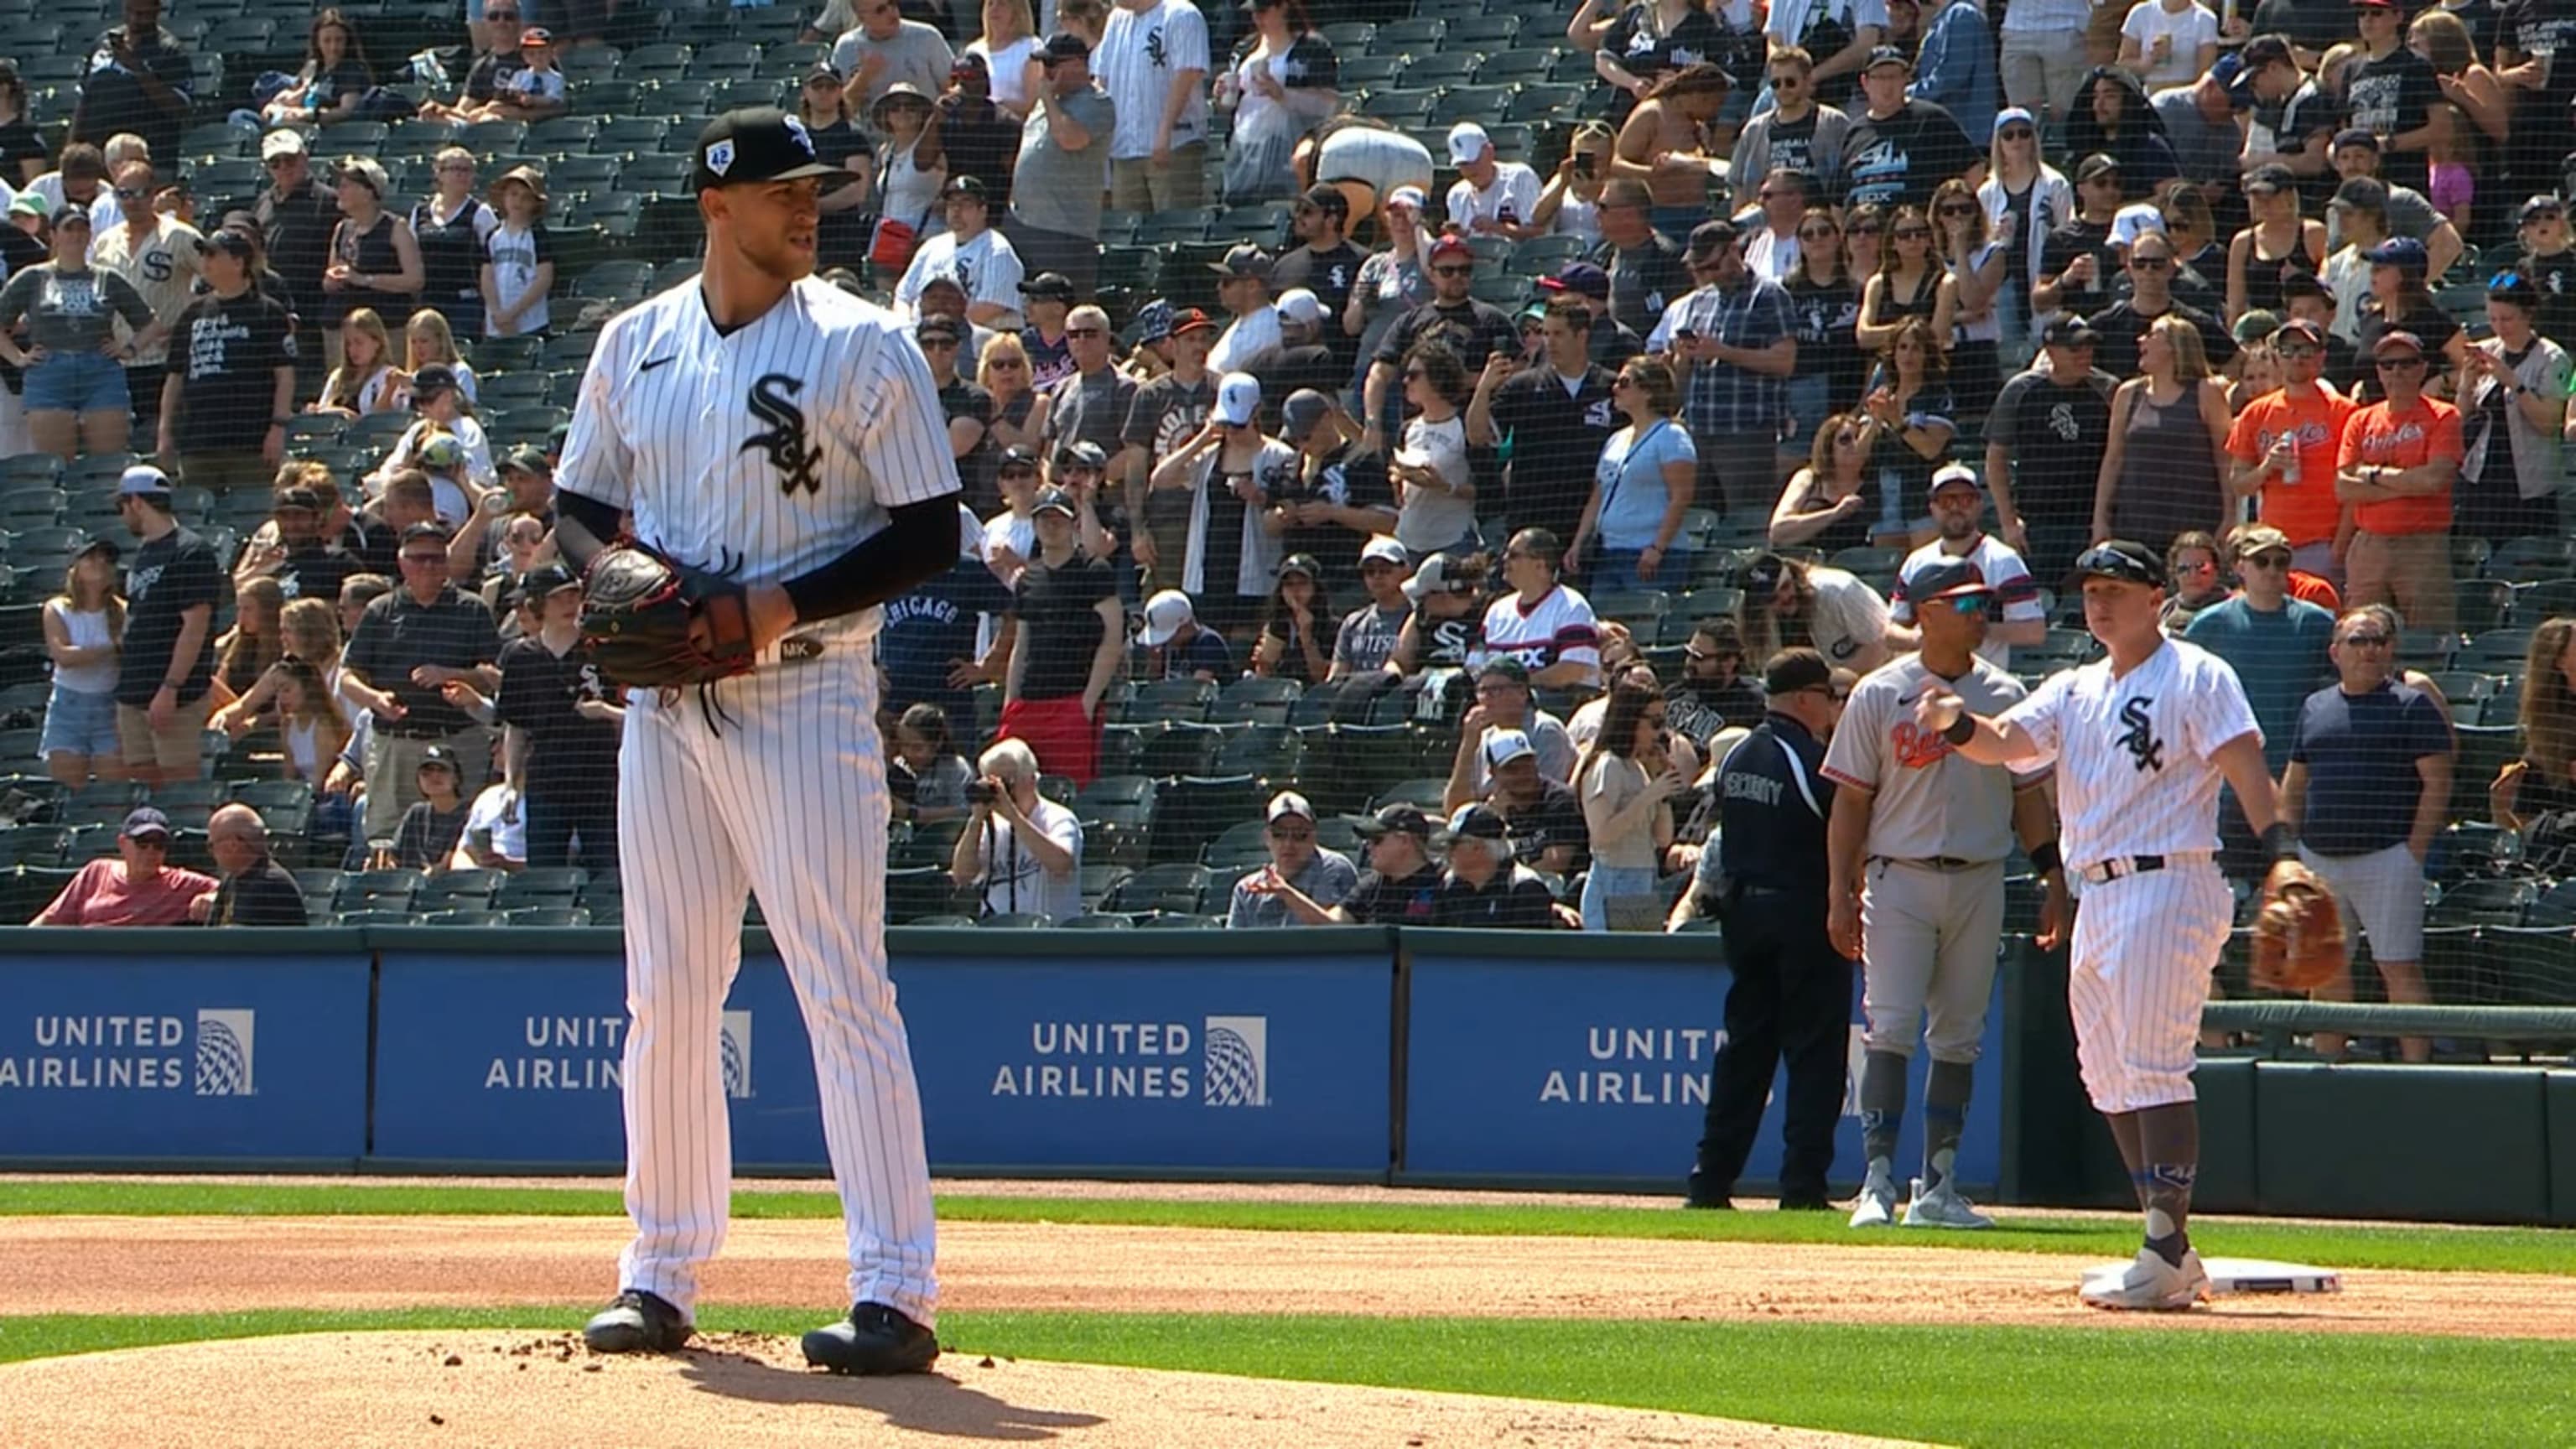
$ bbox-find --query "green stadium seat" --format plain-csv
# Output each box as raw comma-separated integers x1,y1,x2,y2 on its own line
1060,911,1135,929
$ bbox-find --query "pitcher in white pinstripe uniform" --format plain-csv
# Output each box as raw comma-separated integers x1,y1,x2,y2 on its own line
1914,541,2289,1311
554,108,963,1373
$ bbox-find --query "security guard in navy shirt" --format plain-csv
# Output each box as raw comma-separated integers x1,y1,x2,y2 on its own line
1687,647,1856,1211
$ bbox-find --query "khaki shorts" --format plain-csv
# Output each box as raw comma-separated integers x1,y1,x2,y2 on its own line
116,693,212,777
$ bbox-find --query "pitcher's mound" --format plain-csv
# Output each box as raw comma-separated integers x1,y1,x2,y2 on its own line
0,1330,1933,1448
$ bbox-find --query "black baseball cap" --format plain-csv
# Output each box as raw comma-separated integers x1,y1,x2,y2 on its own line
1018,271,1077,303
274,485,325,512
2071,539,2168,589
1055,439,1109,470
1039,31,1090,63
1441,803,1510,843
915,314,963,344
1862,44,1912,72
418,745,463,773
1299,183,1349,216
1355,803,1432,839
998,444,1041,474
501,444,552,476
2043,314,2101,348
195,227,257,261
1762,648,1833,697
518,563,579,598
2075,153,2120,184
410,363,462,399
120,807,171,839
942,174,990,201
1209,243,1274,278
2243,163,2296,196
1032,485,1078,517
693,106,845,193
1909,557,1993,603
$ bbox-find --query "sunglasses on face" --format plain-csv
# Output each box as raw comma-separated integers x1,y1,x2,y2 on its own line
2376,357,2426,371
264,157,296,169
1937,204,1976,218
1847,224,1882,237
2526,210,2565,224
2276,341,2321,357
1270,827,1315,842
127,837,169,850
920,336,958,349
1768,73,1803,88
1893,227,1930,241
2340,631,2392,647
1798,226,1839,241
1998,127,2035,142
399,553,446,566
989,357,1025,369
113,187,147,200
2241,553,2290,569
1941,595,1988,616
1065,326,1104,338
486,8,519,17
1431,264,1475,278
2130,256,2172,271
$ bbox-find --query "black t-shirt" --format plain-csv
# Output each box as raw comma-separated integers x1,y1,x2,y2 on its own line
492,633,621,800
169,286,297,454
1376,297,1520,375
2342,47,2442,195
1765,113,1826,201
1498,779,1589,872
1409,603,1480,670
1987,367,2118,543
1593,235,1693,340
1009,554,1118,701
2038,217,2119,308
1785,273,1862,410
393,799,470,870
1840,100,1978,211
72,24,193,161
2522,245,2576,353
1046,365,1140,460
0,119,44,180
2088,297,2236,379
117,525,221,707
1432,864,1559,927
2499,2,2576,187
935,97,1020,211
939,374,999,512
2251,0,2363,54
273,542,352,608
1252,342,1345,418
1600,3,1725,124
1270,240,1368,371
1122,371,1216,533
2257,80,2345,214
210,858,308,926
1265,447,1390,588
257,178,343,299
461,49,527,103
412,195,494,306
1488,364,1619,545
342,585,502,735
1344,861,1445,924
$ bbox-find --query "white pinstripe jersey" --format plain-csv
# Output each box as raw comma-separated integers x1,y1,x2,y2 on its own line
1997,639,2259,873
557,276,961,649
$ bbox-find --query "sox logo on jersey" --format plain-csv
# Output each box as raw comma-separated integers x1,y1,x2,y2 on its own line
744,373,824,494
2116,698,2163,771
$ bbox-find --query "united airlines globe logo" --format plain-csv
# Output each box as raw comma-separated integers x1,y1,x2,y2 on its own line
1201,1015,1268,1108
719,1010,754,1101
194,1010,257,1097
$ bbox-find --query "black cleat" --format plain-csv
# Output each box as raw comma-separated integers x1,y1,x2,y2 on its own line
802,1301,940,1375
582,1289,693,1353
1683,1166,1733,1210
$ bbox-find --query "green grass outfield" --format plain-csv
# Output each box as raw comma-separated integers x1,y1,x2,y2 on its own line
2,1179,2569,1275
3,1306,2572,1447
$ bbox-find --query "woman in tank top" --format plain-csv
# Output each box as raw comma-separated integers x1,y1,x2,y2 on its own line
319,157,423,371
2226,166,2326,327
410,146,497,340
39,541,124,786
1856,205,1955,360
2093,315,2232,556
1769,411,1888,553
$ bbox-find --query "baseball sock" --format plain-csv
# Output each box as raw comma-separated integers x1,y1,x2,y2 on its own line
1922,1059,1974,1192
2105,1109,2144,1177
1858,1050,1909,1181
2134,1103,2200,1268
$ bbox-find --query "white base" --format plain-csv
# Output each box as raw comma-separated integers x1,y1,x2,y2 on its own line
2081,1257,2342,1296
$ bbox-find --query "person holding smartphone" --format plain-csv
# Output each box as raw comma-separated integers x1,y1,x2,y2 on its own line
1530,121,1617,244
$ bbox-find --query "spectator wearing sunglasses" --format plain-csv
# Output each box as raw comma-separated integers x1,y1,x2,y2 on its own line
2223,316,2355,582
2336,329,2461,633
1226,790,1360,928
2180,523,2334,784
1727,48,1852,210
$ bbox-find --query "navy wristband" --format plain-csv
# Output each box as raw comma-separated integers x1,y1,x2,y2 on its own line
2029,840,2060,875
2262,822,2297,861
1942,714,1976,746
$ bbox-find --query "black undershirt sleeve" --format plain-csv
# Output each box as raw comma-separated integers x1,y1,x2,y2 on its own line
552,488,623,572
781,497,961,624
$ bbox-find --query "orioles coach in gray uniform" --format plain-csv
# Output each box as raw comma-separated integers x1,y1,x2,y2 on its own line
1820,558,2068,1230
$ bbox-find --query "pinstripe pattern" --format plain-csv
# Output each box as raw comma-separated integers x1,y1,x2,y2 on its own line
574,274,958,1327
1999,639,2259,1116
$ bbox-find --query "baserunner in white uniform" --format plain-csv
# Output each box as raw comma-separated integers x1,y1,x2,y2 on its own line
1914,541,2286,1311
559,107,962,1373
1822,558,2066,1232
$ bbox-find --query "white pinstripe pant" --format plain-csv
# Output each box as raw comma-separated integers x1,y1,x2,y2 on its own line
613,652,939,1325
2067,858,2231,1115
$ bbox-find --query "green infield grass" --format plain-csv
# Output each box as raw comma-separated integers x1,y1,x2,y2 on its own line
1,1308,2568,1448
0,1181,2568,1275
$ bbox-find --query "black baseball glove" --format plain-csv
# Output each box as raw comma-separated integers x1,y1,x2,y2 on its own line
579,542,757,691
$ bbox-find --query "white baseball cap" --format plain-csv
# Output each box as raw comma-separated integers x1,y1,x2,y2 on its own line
1483,727,1535,770
1213,371,1262,428
260,128,306,160
1135,588,1196,647
1274,287,1324,325
1265,791,1316,823
1446,122,1492,165
117,464,172,496
1929,462,1981,495
1361,535,1409,568
1387,184,1427,213
2110,201,2167,250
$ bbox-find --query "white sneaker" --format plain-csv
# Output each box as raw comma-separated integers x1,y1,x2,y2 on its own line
1902,1176,1995,1229
2080,1249,2210,1311
1848,1166,1898,1228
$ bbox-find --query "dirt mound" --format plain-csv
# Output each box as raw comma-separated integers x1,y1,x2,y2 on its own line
4,1216,2567,1339
0,1331,1930,1448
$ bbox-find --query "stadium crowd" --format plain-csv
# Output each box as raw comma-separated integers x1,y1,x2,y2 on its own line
6,0,2576,1014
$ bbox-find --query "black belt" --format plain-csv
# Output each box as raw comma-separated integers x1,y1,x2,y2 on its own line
382,723,470,740
1877,856,1997,872
2078,854,2164,885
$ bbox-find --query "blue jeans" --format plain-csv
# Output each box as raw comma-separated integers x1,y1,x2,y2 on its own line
1783,374,1834,449
1589,548,1690,596
1582,863,1663,931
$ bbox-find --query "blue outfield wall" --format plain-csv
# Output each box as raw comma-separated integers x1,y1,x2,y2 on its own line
0,926,1994,1189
